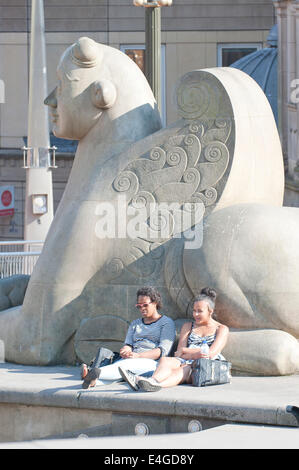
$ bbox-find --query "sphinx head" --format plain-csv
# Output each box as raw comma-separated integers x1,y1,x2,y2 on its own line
44,37,118,140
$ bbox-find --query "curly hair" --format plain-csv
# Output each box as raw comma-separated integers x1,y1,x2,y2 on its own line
136,286,162,310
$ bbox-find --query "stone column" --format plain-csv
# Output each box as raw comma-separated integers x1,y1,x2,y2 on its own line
286,3,297,177
293,2,299,181
133,0,172,115
24,0,54,242
145,5,161,112
273,0,289,165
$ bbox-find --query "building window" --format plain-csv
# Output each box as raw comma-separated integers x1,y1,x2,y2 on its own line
120,44,166,126
123,48,145,73
217,43,262,67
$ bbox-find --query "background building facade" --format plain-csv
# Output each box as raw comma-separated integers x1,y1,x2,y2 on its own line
0,0,275,239
274,0,299,206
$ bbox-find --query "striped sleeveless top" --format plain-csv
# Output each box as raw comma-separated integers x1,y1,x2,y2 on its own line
187,322,225,360
187,322,217,348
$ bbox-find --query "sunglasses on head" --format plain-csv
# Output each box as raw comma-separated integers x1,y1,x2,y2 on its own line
135,302,152,309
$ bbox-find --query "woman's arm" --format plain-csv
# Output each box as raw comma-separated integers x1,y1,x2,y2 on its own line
173,322,192,358
120,320,137,357
129,348,162,360
175,324,229,360
123,321,134,348
157,317,176,357
207,324,229,359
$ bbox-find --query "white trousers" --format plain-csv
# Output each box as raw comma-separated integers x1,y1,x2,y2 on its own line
97,357,157,385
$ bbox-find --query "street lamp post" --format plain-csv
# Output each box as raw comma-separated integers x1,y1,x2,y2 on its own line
133,0,172,113
23,0,55,244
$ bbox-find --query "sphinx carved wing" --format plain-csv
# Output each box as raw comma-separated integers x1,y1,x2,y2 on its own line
102,70,235,285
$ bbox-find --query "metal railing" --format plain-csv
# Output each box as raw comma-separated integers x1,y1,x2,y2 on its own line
0,241,44,278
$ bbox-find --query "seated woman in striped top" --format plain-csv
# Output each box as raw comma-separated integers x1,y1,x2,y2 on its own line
120,287,229,392
81,286,176,389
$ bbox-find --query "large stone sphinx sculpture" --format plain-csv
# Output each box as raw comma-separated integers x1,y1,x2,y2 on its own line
0,37,298,376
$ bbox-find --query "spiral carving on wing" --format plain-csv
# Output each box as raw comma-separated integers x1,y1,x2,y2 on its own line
182,167,200,187
194,187,218,206
113,170,139,194
166,146,187,167
104,257,124,280
215,117,229,129
150,146,166,168
176,81,212,120
131,191,156,218
204,141,228,163
149,207,175,239
188,121,204,137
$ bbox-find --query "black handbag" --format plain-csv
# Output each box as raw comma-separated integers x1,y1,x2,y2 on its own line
191,358,232,387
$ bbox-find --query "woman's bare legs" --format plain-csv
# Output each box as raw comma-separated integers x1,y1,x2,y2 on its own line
138,356,192,390
152,357,182,383
157,364,192,388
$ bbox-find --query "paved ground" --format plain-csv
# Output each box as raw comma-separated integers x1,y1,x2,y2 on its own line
0,362,298,448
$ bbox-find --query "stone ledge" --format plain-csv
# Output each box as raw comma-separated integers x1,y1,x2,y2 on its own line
0,363,297,428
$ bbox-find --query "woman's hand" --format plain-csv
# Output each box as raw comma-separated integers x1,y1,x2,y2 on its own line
174,347,190,358
127,352,140,358
180,350,194,360
192,349,209,359
119,345,133,358
176,348,209,360
120,346,141,359
174,347,185,357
